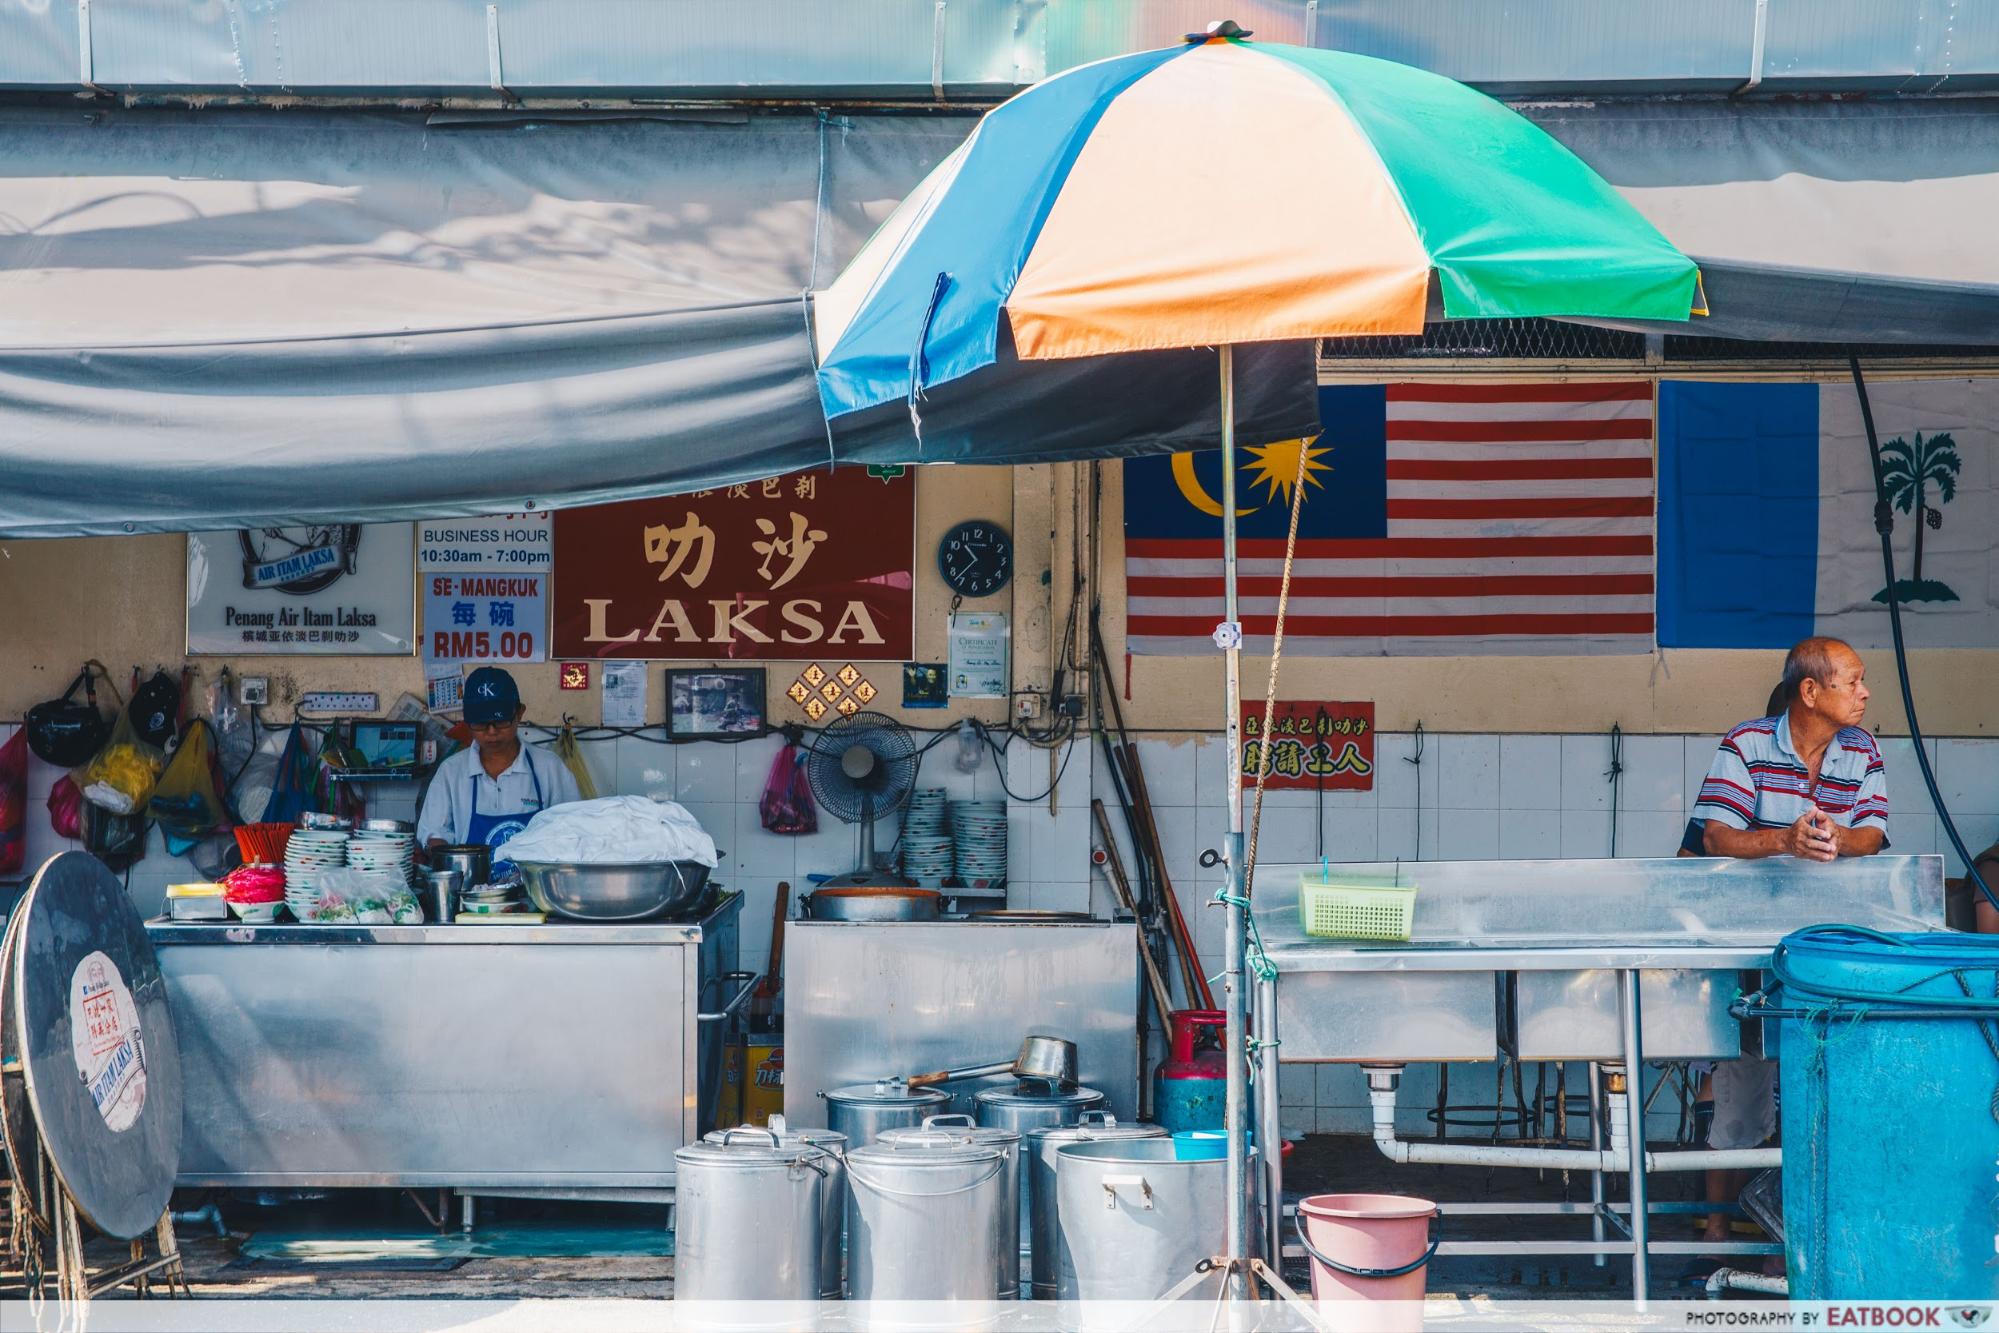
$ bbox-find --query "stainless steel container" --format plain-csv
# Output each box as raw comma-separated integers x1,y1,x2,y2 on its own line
802,887,941,922
880,1115,1021,1296
973,1082,1106,1263
424,869,462,923
845,1133,1012,1306
674,1126,840,1302
822,1079,951,1149
1055,1138,1252,1314
516,859,713,922
430,843,491,889
704,1116,848,1297
1024,1114,1166,1300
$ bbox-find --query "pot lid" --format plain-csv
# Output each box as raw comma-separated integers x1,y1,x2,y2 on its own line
704,1114,847,1152
881,1121,1020,1149
824,1078,951,1105
1028,1117,1167,1146
974,1082,1105,1108
848,1134,1004,1167
676,1130,832,1167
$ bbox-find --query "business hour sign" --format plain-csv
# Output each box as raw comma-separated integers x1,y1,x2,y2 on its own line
551,470,915,660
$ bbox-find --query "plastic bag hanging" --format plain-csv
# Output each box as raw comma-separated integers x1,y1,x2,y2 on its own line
758,740,817,835
260,723,319,826
47,774,83,840
78,695,167,815
0,725,27,876
147,718,231,856
553,726,600,801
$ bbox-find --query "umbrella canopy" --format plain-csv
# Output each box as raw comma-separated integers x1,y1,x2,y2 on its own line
815,25,1703,422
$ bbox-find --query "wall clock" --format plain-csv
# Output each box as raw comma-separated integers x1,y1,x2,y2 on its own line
937,520,1013,599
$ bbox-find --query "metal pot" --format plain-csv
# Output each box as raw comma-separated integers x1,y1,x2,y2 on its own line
821,1079,951,1149
803,886,941,922
880,1115,1022,1296
703,1116,848,1297
1024,1114,1166,1300
674,1126,840,1302
845,1133,1013,1307
515,859,713,921
429,844,491,888
973,1083,1108,1264
1054,1138,1256,1318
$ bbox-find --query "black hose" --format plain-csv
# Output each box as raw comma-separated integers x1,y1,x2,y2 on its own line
1848,356,1997,914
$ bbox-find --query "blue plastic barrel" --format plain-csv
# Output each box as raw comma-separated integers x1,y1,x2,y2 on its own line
1774,926,1999,1300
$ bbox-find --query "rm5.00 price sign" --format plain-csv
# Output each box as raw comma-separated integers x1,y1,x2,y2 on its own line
422,574,548,665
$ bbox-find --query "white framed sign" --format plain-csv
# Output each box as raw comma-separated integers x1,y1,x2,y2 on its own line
416,514,553,573
186,524,416,655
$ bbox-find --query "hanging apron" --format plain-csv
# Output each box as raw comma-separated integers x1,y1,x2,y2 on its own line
465,749,546,881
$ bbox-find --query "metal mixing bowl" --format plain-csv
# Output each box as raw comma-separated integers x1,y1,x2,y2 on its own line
514,860,714,921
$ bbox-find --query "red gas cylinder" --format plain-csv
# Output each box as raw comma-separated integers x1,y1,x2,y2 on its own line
1154,1008,1228,1134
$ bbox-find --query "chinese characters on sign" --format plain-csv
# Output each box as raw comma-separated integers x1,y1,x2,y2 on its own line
186,524,415,655
418,516,551,667
1240,701,1376,791
551,469,915,660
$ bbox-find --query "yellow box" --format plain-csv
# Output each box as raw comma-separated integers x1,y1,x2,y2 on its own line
723,1040,785,1128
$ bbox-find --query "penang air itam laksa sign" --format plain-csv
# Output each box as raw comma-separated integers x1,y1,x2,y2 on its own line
551,469,915,659
186,524,416,655
1241,700,1376,791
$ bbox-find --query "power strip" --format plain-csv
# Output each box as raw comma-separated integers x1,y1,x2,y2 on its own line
297,691,379,715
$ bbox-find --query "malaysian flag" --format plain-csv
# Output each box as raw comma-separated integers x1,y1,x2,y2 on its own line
1122,383,1656,655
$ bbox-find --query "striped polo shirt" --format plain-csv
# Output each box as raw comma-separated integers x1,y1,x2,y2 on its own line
1693,713,1888,835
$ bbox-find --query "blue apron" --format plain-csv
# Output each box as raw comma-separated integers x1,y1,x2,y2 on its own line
465,749,545,881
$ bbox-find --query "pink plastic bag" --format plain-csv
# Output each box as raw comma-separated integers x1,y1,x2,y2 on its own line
758,742,817,835
47,773,83,841
0,727,26,875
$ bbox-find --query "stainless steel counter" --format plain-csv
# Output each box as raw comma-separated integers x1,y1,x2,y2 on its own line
148,893,740,1191
783,918,1141,1124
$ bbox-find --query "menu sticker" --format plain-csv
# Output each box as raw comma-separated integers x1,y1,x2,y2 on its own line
70,951,148,1133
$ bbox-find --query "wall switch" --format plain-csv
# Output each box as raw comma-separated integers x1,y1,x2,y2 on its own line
238,676,270,706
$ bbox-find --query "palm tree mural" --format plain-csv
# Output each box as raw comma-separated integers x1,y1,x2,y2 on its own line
1873,430,1963,604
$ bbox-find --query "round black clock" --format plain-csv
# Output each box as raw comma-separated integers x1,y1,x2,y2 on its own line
937,520,1013,599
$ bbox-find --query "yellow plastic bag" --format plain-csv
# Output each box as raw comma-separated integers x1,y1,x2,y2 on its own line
553,726,599,801
79,705,165,815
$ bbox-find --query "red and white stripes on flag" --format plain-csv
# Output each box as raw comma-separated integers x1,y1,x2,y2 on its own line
1124,382,1657,656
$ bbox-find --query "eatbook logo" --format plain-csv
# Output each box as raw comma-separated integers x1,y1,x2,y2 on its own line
1873,429,1963,605
1948,1309,1992,1330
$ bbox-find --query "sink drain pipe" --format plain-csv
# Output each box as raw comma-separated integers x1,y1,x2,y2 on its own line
1364,1066,1780,1173
1706,1267,1789,1298
170,1203,227,1238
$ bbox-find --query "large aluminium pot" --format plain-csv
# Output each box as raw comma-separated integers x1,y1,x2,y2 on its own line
1024,1114,1167,1300
674,1126,841,1303
973,1082,1107,1261
1055,1138,1256,1321
802,887,941,922
703,1116,849,1297
879,1115,1022,1296
822,1079,951,1149
845,1133,1012,1309
515,859,713,921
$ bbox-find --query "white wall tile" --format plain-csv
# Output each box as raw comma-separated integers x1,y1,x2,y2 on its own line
730,735,787,802
732,805,797,879
793,819,858,882
1614,735,1686,815
677,802,735,864
1375,806,1438,863
1683,735,1718,810
26,752,65,801
1244,807,1321,866
1193,735,1236,811
1559,807,1613,860
1318,808,1378,865
1888,811,1938,856
1436,735,1501,810
1497,809,1562,860
1279,1063,1315,1109
1938,739,1999,816
1035,881,1093,914
1028,804,1092,884
1560,734,1616,813
1436,808,1501,861
615,739,676,802
1134,737,1200,808
1613,809,1689,860
1372,733,1441,810
674,745,736,803
1499,735,1563,812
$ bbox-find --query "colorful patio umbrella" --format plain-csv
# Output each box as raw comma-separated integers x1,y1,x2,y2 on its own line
814,23,1702,420
813,20,1704,1300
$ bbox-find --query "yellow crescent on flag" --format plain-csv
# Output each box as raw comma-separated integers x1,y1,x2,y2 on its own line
1171,453,1257,518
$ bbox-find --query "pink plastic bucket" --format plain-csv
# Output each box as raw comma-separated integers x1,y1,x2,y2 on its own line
1297,1193,1438,1330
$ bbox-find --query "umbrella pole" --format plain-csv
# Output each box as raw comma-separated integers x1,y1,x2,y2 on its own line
1218,344,1252,1295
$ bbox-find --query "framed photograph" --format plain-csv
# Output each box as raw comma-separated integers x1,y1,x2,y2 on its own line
666,668,766,739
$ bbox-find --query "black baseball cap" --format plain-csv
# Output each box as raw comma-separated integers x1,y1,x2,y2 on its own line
463,667,521,724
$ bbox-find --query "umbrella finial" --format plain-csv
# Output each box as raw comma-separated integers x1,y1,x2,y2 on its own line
1186,19,1251,44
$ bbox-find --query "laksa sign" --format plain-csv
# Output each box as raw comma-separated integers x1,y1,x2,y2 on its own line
551,469,915,660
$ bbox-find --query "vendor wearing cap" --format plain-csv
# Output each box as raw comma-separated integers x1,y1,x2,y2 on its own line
417,666,580,877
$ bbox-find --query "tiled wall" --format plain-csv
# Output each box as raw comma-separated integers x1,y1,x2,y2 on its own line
7,722,1994,1137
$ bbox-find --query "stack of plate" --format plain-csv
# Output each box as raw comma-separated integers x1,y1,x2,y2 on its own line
459,883,528,916
347,823,417,887
903,788,948,837
284,827,350,915
900,836,954,888
949,800,1008,888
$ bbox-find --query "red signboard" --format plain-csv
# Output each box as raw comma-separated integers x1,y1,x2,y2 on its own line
1240,701,1375,791
551,470,915,660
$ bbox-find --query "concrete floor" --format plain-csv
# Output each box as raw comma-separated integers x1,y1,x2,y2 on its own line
4,1134,1759,1303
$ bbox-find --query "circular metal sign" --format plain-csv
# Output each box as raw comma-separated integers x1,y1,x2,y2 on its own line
13,851,182,1239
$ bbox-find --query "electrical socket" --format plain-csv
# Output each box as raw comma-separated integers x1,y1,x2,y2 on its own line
238,676,270,706
1014,693,1041,720
1057,694,1085,719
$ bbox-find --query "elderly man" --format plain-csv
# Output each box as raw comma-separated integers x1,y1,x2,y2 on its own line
1686,635,1887,1258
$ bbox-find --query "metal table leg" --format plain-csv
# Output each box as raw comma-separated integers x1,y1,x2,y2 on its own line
1255,974,1282,1264
1620,969,1650,1306
1589,1061,1607,1268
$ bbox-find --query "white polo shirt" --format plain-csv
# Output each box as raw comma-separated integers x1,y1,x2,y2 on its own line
416,741,581,847
1693,712,1888,836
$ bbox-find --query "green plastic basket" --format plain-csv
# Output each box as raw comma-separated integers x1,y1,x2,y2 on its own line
1298,876,1417,941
